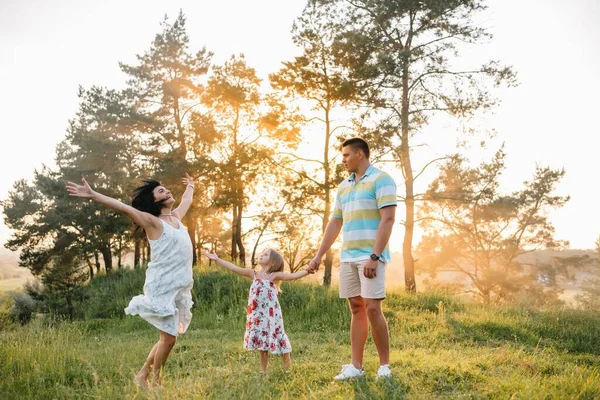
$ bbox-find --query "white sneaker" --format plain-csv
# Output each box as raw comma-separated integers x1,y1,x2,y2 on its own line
333,363,364,380
376,364,392,379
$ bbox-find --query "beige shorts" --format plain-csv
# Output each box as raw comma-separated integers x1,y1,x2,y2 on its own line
339,260,386,299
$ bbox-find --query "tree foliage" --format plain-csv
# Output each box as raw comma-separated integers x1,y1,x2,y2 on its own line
417,148,569,304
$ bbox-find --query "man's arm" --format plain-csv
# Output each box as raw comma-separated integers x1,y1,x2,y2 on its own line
363,205,396,278
309,217,343,271
371,206,396,256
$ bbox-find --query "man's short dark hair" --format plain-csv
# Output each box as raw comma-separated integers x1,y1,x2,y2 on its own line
342,137,370,159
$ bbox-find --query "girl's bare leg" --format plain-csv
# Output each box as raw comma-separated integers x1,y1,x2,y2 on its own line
260,351,269,373
282,352,291,372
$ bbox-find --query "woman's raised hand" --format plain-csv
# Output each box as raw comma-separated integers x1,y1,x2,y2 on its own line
182,172,194,187
66,178,94,199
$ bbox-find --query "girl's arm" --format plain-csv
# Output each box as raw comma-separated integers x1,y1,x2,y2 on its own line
172,173,194,220
204,252,253,279
272,268,310,282
66,178,161,234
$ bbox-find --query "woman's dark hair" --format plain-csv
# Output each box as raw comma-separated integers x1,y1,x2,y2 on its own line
131,180,165,217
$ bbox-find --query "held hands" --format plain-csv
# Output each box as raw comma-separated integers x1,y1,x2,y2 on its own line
307,256,321,274
306,256,378,277
66,178,95,199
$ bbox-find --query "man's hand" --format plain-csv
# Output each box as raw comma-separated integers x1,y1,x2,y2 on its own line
305,266,316,275
363,258,378,278
308,256,322,273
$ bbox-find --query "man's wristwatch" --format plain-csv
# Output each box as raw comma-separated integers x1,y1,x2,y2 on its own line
370,253,380,261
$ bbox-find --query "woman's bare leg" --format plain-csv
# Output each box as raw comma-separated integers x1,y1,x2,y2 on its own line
135,341,160,387
151,330,177,386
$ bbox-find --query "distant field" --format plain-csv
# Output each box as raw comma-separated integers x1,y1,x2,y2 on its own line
0,248,33,293
0,276,31,292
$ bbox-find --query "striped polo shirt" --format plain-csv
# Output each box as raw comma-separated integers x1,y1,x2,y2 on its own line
332,164,397,263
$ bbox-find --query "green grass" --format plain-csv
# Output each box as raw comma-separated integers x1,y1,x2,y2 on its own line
1,267,599,399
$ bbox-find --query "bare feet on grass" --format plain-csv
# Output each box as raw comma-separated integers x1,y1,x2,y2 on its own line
134,369,150,389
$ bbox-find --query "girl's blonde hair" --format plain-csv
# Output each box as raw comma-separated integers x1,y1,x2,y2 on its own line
266,248,285,292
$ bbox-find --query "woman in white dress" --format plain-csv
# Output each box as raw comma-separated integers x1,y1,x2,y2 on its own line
66,174,195,387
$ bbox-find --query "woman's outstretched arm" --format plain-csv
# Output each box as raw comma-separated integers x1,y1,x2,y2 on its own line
172,173,194,220
66,178,161,235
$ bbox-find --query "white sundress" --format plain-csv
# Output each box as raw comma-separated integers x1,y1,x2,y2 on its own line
124,218,194,336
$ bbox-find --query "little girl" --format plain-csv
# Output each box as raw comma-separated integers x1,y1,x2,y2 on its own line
204,248,311,373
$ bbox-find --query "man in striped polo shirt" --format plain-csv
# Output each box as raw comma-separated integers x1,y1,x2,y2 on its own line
309,137,397,380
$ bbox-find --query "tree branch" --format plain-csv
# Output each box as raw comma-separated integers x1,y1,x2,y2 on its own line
413,156,450,182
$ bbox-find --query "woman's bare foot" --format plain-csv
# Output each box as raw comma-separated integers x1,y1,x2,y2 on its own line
134,374,148,389
149,377,162,388
134,369,150,389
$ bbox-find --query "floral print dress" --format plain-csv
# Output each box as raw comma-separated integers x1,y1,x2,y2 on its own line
243,272,292,354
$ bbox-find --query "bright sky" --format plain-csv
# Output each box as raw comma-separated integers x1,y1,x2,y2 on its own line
1,0,599,252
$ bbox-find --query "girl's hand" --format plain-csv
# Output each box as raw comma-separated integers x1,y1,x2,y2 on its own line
204,251,219,261
308,256,321,272
305,266,315,275
66,178,95,199
182,172,195,187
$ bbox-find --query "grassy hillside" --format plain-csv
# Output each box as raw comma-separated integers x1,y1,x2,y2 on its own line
0,248,32,292
1,267,599,399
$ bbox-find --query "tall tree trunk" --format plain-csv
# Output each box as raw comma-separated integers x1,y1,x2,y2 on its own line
323,250,333,284
197,236,205,265
94,251,101,274
235,200,246,266
134,237,141,269
251,220,270,269
251,240,259,269
249,210,279,269
210,241,218,266
186,212,197,265
230,109,243,264
141,240,146,265
66,295,74,319
101,245,113,273
231,198,239,261
323,106,333,285
173,97,188,154
117,236,123,270
86,257,94,280
482,289,491,306
401,55,416,293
